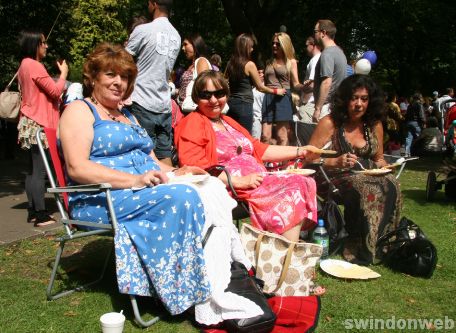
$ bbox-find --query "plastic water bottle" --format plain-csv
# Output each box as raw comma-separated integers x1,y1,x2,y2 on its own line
312,219,329,259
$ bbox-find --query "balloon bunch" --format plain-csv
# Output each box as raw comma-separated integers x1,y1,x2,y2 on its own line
354,50,377,75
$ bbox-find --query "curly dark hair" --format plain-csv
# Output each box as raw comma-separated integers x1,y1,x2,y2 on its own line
331,74,386,128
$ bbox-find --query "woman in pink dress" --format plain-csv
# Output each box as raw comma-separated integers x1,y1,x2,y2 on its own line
175,70,318,241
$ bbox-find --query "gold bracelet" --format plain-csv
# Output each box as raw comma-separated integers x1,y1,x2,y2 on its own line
296,147,301,158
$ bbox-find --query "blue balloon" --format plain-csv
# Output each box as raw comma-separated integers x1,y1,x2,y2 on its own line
362,51,377,66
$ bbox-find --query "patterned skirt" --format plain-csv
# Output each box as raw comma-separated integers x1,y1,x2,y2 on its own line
17,116,48,149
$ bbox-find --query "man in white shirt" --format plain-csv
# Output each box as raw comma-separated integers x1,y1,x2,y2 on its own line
126,0,180,166
298,36,321,124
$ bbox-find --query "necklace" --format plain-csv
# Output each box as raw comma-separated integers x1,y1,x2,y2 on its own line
212,118,243,155
89,96,148,138
90,96,127,123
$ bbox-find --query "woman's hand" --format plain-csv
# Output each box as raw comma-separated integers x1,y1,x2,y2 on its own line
133,170,168,188
335,152,358,169
57,59,69,78
174,165,207,176
277,88,287,96
232,173,264,190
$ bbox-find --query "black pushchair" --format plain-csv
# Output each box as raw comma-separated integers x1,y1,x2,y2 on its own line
425,99,456,201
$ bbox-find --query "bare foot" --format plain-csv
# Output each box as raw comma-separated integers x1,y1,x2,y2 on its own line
312,285,326,296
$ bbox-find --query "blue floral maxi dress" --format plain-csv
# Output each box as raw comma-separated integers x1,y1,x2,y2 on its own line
68,101,211,315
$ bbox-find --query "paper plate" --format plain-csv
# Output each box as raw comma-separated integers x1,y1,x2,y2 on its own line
266,169,316,176
353,168,392,176
168,174,210,184
320,259,381,279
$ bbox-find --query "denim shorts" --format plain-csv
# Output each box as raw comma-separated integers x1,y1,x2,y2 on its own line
261,90,294,123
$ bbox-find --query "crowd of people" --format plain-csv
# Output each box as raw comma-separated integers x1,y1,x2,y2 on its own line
6,0,455,328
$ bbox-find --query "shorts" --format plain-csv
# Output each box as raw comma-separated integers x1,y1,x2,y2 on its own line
262,89,294,123
129,102,173,159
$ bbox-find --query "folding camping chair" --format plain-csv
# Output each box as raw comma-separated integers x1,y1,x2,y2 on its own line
36,128,159,328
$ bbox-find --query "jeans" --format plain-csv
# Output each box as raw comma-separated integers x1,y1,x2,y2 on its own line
405,121,421,156
227,98,254,134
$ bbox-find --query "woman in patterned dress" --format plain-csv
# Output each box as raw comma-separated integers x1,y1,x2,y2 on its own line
59,43,213,315
175,70,318,242
307,74,402,265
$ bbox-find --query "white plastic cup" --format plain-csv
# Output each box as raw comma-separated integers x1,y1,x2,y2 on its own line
99,312,125,333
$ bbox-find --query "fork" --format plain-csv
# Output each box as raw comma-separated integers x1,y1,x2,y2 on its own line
353,159,367,170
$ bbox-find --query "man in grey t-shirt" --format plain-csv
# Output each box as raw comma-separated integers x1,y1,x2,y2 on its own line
312,19,347,122
126,0,180,165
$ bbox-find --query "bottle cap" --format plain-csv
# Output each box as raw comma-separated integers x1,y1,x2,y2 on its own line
318,219,324,227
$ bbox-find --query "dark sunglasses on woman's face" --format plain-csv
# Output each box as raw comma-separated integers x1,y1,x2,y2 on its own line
199,89,226,100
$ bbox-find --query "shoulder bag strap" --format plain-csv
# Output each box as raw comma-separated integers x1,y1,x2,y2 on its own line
254,233,264,268
273,242,296,292
4,72,18,92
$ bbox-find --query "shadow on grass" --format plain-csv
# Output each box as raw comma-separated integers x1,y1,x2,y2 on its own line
402,188,456,206
48,236,189,327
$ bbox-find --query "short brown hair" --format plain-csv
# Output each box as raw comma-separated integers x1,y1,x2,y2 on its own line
83,43,137,99
317,19,337,40
191,70,230,103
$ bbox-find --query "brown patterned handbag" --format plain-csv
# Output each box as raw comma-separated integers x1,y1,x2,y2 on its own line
240,223,322,296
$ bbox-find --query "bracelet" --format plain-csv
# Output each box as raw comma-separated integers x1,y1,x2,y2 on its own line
172,168,178,172
320,157,326,166
296,147,301,158
273,88,278,95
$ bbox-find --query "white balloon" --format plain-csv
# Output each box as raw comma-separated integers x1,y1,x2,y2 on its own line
355,58,371,75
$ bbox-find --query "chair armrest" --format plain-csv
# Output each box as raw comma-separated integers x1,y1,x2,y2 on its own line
47,183,112,193
205,165,240,199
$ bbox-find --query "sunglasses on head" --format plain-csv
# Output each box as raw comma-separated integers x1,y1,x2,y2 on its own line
199,89,226,100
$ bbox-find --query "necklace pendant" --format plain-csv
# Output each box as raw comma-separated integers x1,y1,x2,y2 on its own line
236,146,242,155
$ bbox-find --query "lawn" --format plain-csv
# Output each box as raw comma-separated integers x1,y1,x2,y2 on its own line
0,156,455,332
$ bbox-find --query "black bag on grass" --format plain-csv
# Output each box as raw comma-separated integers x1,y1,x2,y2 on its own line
376,217,437,278
318,183,348,255
224,262,276,333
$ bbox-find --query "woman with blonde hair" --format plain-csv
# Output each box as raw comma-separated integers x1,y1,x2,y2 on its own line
261,32,303,145
225,33,286,133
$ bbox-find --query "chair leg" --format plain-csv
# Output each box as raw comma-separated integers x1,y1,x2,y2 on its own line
130,295,161,327
46,238,113,300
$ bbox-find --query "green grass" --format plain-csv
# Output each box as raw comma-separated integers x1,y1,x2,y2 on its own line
0,156,455,332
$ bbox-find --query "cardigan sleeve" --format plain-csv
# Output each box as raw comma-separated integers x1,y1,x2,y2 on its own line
174,113,217,169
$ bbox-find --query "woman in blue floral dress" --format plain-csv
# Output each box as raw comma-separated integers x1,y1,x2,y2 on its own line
58,43,211,315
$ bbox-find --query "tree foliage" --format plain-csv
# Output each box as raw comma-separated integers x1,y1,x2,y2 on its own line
0,0,455,96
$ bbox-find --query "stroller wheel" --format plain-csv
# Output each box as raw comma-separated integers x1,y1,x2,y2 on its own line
426,171,437,201
444,171,456,200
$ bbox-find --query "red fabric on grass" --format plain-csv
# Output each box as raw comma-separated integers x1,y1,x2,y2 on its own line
201,295,320,333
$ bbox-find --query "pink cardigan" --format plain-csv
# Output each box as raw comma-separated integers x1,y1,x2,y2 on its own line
18,58,65,129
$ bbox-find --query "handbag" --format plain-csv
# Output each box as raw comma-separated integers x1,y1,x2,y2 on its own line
318,186,348,255
0,72,21,122
376,217,438,278
201,226,276,333
224,262,276,333
240,223,322,296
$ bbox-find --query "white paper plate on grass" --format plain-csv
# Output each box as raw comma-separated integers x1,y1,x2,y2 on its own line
320,259,381,279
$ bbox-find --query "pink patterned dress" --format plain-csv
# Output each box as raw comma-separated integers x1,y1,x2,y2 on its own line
212,120,317,234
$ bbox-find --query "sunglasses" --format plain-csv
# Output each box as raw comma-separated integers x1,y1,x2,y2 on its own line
199,89,226,100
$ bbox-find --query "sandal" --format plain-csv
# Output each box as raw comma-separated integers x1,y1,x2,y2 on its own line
34,211,56,227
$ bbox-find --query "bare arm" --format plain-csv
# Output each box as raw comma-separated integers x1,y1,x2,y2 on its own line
261,145,310,161
196,57,211,75
290,59,303,91
372,122,387,167
245,61,285,95
313,77,332,122
59,100,166,189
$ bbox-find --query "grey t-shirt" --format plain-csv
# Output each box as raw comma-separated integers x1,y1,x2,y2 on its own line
126,17,181,114
313,45,347,105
